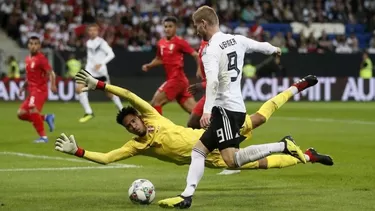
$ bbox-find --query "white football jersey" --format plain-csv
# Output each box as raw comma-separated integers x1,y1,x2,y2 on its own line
202,32,277,113
85,37,115,77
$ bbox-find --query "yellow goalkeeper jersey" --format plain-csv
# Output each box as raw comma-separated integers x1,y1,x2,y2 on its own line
83,85,253,167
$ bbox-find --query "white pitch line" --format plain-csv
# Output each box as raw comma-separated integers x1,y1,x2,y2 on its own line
0,165,135,172
0,151,140,168
273,117,375,125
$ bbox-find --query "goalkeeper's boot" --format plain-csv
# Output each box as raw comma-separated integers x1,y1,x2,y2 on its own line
292,75,318,93
305,148,334,166
45,114,55,132
158,195,192,209
280,136,306,164
79,113,94,123
34,137,48,143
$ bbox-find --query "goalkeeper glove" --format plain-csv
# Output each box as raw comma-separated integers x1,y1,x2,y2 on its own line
74,69,106,92
55,133,85,157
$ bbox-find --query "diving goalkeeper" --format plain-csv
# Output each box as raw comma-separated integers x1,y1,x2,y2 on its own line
55,70,333,170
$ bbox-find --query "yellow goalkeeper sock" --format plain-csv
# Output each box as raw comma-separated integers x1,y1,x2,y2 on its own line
256,87,298,121
240,161,260,169
266,155,300,168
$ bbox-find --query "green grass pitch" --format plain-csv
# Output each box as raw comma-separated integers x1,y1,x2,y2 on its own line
0,101,374,211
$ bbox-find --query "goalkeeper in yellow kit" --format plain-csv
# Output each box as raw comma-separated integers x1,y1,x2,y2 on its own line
55,70,333,170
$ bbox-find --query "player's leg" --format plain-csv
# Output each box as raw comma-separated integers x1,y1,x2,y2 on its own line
187,96,205,129
151,81,175,115
241,147,334,169
18,99,54,133
187,113,201,129
178,81,196,114
216,107,306,168
18,93,49,143
18,96,32,122
76,82,94,123
251,75,318,129
205,150,242,175
29,106,48,143
103,76,123,110
158,140,210,208
179,97,196,114
158,115,217,208
106,92,123,110
217,147,333,175
151,90,169,115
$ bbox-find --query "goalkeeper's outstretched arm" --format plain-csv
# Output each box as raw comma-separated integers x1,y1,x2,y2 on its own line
82,146,136,165
55,133,139,165
104,84,158,116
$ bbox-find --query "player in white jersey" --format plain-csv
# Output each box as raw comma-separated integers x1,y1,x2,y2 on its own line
158,6,307,209
76,24,123,123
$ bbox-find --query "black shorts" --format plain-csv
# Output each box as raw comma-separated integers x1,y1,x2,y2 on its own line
94,76,109,82
200,106,246,152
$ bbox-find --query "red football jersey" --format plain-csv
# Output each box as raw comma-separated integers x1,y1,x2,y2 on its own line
198,40,208,88
156,36,195,80
25,52,52,92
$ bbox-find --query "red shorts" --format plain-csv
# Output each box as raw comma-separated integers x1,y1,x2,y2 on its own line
20,91,48,112
192,95,206,116
158,79,192,104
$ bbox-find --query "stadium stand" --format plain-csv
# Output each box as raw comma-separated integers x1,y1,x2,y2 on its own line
0,0,375,53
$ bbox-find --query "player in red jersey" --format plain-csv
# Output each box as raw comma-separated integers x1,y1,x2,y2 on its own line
187,40,208,129
142,16,201,115
18,36,57,143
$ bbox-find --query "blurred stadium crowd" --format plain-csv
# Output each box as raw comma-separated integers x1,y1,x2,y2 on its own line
1,0,375,53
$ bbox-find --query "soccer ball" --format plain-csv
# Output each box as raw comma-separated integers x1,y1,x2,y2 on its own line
128,179,156,205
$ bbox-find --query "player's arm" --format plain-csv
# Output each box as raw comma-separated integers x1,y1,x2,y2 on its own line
99,40,115,65
55,133,139,165
146,56,163,68
180,39,201,77
48,70,56,88
237,35,280,55
142,44,163,71
104,84,159,116
19,80,27,95
202,47,220,114
83,142,138,165
42,56,57,91
188,81,206,95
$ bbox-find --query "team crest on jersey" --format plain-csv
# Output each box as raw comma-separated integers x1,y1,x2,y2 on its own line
169,44,175,51
147,126,155,133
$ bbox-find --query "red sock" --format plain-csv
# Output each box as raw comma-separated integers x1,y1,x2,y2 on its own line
153,105,163,115
40,114,45,120
30,113,46,137
18,113,31,122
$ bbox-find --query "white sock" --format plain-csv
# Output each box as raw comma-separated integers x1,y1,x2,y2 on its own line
288,86,299,95
304,154,310,162
111,95,123,110
235,142,284,167
181,148,206,197
78,92,93,114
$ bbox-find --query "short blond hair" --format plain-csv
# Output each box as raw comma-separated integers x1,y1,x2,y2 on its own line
192,6,219,26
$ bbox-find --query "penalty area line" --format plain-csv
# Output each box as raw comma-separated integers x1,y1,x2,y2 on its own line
0,165,136,172
0,151,140,168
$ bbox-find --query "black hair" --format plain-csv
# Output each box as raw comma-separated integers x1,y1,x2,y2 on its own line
163,16,178,24
28,36,40,43
116,106,139,126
